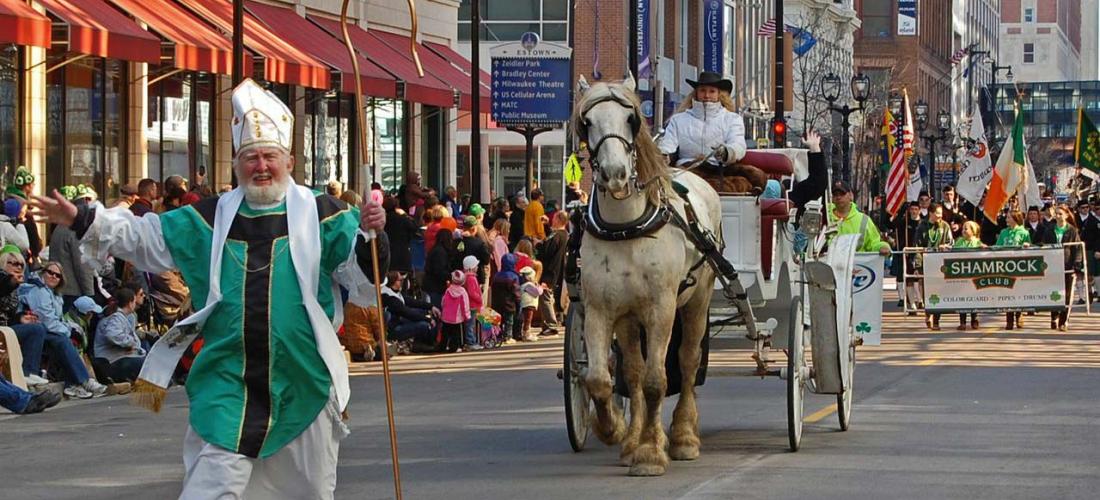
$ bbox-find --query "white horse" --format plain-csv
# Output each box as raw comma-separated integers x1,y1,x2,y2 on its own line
575,76,721,476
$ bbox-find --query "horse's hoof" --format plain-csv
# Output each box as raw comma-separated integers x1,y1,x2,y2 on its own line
628,444,669,476
669,443,700,461
628,463,668,477
592,412,627,445
619,439,639,466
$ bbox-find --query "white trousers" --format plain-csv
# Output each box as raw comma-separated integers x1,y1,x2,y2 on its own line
179,393,350,500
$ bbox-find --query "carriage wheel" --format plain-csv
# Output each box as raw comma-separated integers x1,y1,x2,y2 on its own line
837,342,855,431
563,303,591,452
786,297,806,452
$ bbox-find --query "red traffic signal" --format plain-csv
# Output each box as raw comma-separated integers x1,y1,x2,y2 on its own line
772,119,787,147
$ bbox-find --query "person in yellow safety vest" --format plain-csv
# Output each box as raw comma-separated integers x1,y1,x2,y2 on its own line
827,180,892,256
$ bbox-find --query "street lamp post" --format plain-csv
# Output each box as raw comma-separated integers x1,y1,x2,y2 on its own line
821,72,870,184
988,59,1013,149
915,100,952,200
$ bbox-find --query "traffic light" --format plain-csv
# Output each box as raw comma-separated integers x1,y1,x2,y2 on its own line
772,118,787,147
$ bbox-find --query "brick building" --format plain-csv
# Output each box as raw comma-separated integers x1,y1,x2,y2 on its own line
1000,0,1083,83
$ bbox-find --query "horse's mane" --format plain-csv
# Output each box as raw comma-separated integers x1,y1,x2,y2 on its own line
575,81,670,205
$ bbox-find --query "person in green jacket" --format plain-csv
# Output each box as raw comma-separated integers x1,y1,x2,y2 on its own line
994,210,1031,247
995,210,1030,329
953,220,986,330
827,180,892,256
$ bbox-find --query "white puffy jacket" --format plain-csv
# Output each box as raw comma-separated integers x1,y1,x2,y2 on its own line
657,101,747,166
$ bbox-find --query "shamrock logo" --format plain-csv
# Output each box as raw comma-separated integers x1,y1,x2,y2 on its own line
1050,291,1062,302
929,294,941,306
856,322,872,334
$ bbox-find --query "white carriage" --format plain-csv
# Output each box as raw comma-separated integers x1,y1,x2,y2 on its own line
562,149,882,452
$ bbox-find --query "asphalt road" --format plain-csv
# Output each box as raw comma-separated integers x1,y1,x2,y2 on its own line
3,299,1099,500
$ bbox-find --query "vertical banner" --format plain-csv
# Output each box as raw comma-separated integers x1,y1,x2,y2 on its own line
852,254,886,346
898,0,917,36
636,0,651,79
702,0,724,73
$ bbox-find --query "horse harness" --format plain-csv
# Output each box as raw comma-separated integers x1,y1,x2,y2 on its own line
582,182,740,300
577,90,644,196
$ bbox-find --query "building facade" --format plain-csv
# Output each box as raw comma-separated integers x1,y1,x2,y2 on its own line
854,0,954,197
0,0,482,205
951,0,1001,125
999,0,1082,83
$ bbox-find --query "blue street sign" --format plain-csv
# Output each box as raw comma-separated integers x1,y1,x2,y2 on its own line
490,35,573,126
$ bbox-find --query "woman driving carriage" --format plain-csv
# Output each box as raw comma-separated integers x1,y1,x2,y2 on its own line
656,72,747,168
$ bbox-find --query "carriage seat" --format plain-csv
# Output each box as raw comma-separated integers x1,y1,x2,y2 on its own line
760,199,791,279
739,151,794,179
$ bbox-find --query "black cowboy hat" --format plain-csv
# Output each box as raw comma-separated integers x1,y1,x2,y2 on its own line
686,71,733,93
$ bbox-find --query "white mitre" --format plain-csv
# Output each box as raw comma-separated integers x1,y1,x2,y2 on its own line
231,78,293,154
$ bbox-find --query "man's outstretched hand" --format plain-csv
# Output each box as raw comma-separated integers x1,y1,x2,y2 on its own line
28,190,78,228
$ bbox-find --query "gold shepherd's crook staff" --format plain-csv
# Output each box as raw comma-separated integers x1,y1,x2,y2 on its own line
341,1,423,499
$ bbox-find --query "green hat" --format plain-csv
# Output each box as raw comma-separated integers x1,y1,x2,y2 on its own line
467,203,485,217
58,185,77,201
0,244,21,257
74,184,97,201
463,215,478,228
12,166,34,187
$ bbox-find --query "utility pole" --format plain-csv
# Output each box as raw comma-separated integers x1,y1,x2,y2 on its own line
470,0,482,204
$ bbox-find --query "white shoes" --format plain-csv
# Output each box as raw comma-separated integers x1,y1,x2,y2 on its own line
83,379,108,398
24,374,49,386
63,385,93,399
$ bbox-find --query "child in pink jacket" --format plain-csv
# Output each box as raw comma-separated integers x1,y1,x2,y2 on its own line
440,270,471,353
461,256,485,350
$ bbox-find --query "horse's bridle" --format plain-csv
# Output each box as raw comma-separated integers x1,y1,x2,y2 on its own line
579,94,643,199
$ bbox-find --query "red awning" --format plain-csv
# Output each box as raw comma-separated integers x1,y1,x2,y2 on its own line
0,0,51,48
310,15,454,108
245,1,394,98
371,31,487,112
40,0,160,63
424,41,493,109
176,0,329,89
105,0,241,74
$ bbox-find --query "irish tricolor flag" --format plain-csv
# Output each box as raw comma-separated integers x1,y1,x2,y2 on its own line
983,107,1030,222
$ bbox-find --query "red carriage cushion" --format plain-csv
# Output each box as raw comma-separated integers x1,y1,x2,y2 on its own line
739,151,794,178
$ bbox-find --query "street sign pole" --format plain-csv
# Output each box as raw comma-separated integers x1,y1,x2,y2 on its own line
470,0,482,203
491,34,572,196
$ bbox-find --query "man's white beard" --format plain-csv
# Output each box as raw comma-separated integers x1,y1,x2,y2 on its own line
243,175,291,205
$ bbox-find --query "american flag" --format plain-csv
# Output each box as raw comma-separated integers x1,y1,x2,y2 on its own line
756,18,795,37
950,46,970,65
884,107,907,217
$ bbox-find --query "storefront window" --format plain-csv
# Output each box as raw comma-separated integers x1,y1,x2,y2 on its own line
421,105,445,192
491,146,527,198
538,144,564,206
0,45,20,178
371,99,405,192
46,56,126,197
303,90,353,190
147,72,215,186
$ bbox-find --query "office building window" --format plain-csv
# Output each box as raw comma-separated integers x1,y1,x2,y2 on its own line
1024,7,1033,23
1024,43,1034,63
861,1,891,38
458,0,569,41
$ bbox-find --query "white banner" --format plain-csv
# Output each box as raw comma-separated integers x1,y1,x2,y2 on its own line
956,110,994,204
923,247,1067,313
852,253,885,346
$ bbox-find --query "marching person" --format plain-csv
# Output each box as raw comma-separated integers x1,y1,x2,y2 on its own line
917,203,954,330
1039,205,1082,331
953,221,985,330
893,201,925,312
30,79,388,499
995,211,1031,330
656,71,747,168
